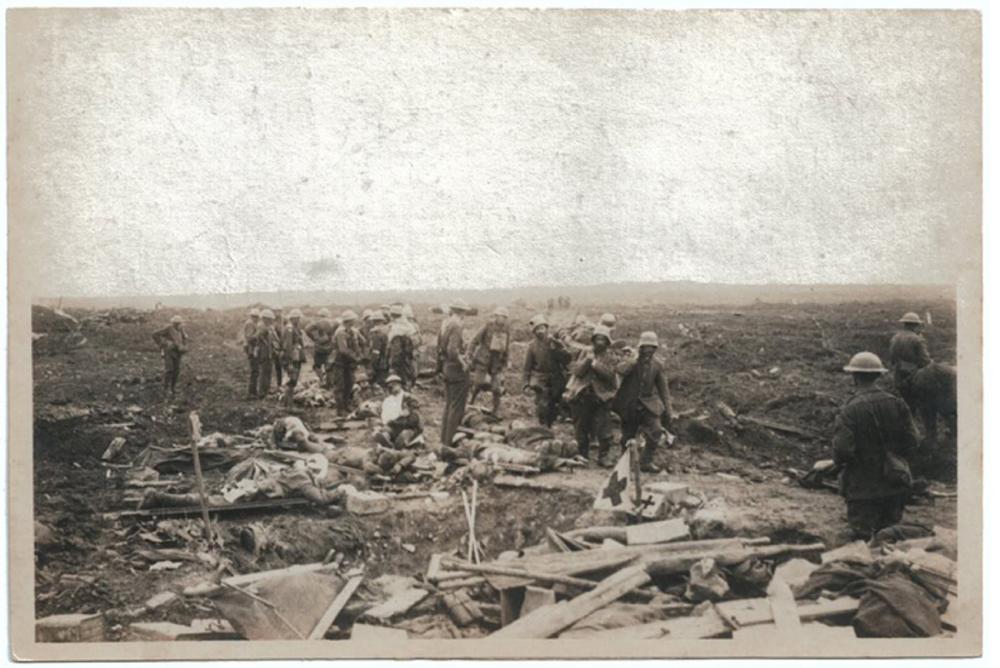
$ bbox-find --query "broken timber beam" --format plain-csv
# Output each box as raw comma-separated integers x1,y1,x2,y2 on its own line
644,543,825,577
738,415,820,440
589,596,859,640
308,575,363,639
105,497,311,521
490,566,651,639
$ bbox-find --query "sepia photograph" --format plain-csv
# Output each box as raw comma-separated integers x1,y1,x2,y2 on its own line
6,5,983,660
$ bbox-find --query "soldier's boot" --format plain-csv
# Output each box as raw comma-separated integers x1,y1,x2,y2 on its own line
596,441,612,468
491,391,502,417
640,434,665,473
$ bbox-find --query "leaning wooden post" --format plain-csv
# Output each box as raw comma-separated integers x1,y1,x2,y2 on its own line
188,411,214,541
629,438,642,513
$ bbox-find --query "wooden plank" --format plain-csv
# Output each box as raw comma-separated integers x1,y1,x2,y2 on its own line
490,566,651,639
351,623,408,642
521,586,557,617
499,588,525,627
767,578,802,631
307,575,363,639
645,543,825,577
441,557,604,589
625,518,690,546
106,497,311,520
364,587,429,622
591,596,859,640
225,562,338,588
447,551,638,582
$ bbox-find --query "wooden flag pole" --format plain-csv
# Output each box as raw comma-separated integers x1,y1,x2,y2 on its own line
629,438,642,512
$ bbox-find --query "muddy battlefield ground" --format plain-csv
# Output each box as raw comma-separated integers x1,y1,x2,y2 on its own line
30,295,958,640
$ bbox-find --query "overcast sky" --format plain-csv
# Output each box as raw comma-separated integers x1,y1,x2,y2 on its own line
8,9,981,298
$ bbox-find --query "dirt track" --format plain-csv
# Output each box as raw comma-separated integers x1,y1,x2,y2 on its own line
31,297,958,638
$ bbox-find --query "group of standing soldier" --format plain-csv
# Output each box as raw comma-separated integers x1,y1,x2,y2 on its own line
240,307,305,408
433,304,674,473
240,304,422,415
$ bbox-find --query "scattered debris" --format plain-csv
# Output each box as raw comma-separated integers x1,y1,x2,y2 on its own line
36,613,105,643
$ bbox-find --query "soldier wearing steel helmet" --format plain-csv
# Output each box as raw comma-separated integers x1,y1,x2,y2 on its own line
280,309,306,409
888,312,932,414
367,310,391,387
305,308,336,387
469,306,512,415
833,351,919,540
387,303,418,388
271,307,286,389
522,314,571,427
242,308,261,398
252,309,279,398
152,315,189,399
331,310,364,415
613,331,673,473
566,324,620,466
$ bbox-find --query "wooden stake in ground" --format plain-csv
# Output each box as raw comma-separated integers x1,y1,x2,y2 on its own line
188,412,214,542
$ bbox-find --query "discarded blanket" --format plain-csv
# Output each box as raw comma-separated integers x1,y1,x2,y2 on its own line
793,562,876,601
853,572,943,638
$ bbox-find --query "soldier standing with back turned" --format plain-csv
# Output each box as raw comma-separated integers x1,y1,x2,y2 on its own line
331,310,363,415
888,311,932,415
833,352,920,540
281,309,306,409
242,308,261,399
469,306,511,415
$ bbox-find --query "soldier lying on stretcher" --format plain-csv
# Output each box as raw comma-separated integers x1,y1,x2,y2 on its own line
138,454,343,508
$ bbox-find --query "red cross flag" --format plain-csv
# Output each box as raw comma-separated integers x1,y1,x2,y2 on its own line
593,449,638,513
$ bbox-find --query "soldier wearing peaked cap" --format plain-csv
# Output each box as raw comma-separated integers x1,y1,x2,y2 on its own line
888,312,932,414
833,352,919,540
242,308,261,398
613,331,673,473
440,300,474,449
152,315,189,399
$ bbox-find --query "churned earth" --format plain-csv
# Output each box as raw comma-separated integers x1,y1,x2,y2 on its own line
30,297,957,639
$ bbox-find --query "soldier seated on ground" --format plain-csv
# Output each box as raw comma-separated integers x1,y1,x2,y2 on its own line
374,374,423,449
